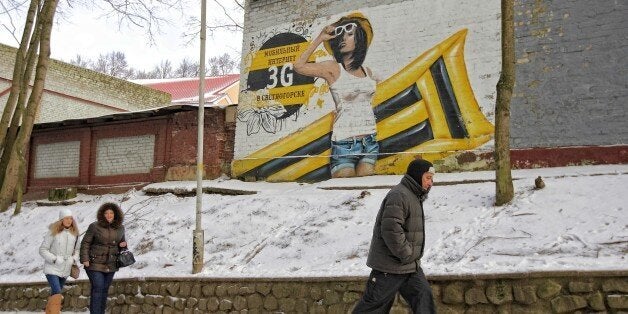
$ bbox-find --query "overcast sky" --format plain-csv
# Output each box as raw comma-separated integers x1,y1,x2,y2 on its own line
0,1,243,71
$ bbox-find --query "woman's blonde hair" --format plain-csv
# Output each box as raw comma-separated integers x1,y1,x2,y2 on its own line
49,217,79,236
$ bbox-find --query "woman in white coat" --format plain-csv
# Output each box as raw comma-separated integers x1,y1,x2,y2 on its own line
39,208,80,313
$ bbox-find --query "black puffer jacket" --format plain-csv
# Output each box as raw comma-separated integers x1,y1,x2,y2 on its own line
366,175,428,274
80,203,126,273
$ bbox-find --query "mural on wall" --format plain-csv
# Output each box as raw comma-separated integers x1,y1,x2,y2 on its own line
234,2,499,182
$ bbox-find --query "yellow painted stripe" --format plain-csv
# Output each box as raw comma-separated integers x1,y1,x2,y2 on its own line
417,71,451,139
443,50,494,137
249,42,312,72
411,135,492,152
232,113,333,176
372,48,440,107
374,151,450,175
376,100,429,141
266,149,331,182
372,30,466,107
374,135,492,174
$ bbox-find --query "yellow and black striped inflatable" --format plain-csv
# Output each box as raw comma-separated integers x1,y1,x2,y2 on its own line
234,29,493,182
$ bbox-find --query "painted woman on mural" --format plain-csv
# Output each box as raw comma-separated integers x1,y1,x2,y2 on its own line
294,12,380,178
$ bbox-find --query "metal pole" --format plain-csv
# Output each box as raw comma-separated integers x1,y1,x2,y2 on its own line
193,0,206,274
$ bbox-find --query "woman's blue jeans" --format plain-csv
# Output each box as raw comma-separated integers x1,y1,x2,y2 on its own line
85,269,115,314
45,274,67,295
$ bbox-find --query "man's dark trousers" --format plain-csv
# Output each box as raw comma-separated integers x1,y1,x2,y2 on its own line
352,267,435,314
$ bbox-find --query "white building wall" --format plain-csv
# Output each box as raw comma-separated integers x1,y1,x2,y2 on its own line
95,135,155,176
33,141,81,179
236,0,501,158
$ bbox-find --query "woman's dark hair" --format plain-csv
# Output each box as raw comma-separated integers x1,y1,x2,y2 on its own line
97,202,124,228
329,19,368,71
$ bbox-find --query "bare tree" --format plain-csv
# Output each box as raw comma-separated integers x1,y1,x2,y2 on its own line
0,0,39,152
151,59,173,79
69,54,91,68
208,53,236,76
210,0,243,31
0,0,58,212
93,51,131,78
175,57,200,78
183,0,243,43
132,69,153,79
0,0,27,43
494,0,515,206
0,5,41,191
0,0,185,212
95,0,185,44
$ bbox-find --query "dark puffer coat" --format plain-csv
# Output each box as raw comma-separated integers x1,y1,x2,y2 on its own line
366,174,428,274
80,203,126,273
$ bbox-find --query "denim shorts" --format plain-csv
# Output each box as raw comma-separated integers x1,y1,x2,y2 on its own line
330,133,379,174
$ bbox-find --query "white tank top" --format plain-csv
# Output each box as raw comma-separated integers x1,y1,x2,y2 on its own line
329,65,377,141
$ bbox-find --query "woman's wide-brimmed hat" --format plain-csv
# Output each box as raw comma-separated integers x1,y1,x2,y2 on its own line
323,12,373,55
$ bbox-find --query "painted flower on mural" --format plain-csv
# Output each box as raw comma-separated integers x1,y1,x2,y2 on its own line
237,105,287,135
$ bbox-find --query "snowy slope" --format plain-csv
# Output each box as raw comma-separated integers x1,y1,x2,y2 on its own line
0,164,626,284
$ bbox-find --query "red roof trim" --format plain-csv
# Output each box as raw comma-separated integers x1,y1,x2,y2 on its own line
141,74,239,102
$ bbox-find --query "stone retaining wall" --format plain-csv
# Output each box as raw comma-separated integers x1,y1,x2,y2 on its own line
1,272,626,313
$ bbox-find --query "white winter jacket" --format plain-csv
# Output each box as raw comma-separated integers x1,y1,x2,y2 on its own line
39,228,79,277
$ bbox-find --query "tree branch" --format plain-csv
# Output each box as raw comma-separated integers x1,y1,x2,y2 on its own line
212,0,242,30
100,0,182,44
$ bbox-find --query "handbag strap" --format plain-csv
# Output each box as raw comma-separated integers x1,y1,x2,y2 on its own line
72,236,78,266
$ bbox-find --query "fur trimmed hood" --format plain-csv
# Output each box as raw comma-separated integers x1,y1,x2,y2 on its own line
96,202,124,229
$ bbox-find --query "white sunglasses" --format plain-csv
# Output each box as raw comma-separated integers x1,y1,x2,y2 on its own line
333,23,357,36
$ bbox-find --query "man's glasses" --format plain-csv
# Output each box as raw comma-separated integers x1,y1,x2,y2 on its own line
333,23,357,36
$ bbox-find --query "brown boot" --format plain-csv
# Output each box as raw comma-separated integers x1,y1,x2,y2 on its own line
45,293,62,314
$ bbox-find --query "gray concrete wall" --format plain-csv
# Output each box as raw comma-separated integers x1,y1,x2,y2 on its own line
511,0,627,148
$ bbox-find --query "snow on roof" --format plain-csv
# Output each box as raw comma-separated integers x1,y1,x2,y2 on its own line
135,74,239,102
33,103,234,129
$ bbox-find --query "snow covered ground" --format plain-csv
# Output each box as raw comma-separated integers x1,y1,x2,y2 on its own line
0,164,626,285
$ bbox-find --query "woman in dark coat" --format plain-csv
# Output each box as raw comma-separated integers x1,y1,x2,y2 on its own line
80,202,127,314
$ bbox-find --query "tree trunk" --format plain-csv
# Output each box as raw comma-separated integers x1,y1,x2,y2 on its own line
495,0,515,206
13,155,26,215
0,18,41,188
0,0,39,150
0,0,58,212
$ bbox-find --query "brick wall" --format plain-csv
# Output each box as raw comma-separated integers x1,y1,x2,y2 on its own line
95,135,156,176
0,43,171,124
167,108,236,180
33,141,81,179
36,92,121,124
27,107,236,195
511,1,628,148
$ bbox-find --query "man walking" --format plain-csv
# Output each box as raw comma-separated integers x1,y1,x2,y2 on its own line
353,159,436,313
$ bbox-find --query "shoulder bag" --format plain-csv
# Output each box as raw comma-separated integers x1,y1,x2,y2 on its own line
70,236,80,279
117,247,136,268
